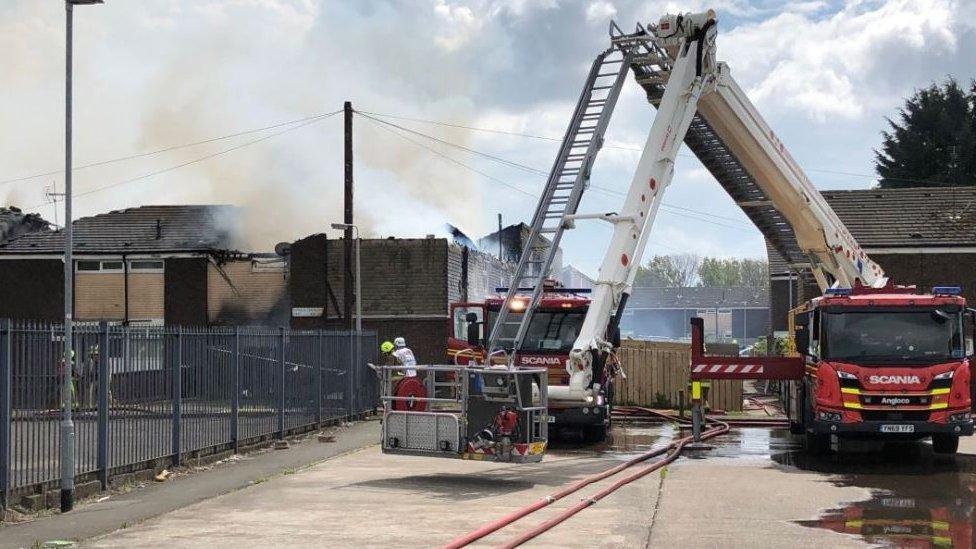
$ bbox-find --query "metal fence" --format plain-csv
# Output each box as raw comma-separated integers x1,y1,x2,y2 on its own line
0,320,378,506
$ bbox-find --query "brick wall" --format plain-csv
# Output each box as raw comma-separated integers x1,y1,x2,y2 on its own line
289,236,513,361
208,259,289,325
0,259,63,321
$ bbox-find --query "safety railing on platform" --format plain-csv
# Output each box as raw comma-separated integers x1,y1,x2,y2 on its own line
0,320,377,507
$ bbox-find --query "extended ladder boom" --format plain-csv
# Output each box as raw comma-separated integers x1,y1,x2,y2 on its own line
571,9,886,375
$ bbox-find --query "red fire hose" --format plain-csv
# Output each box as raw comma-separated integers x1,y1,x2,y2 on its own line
442,414,730,549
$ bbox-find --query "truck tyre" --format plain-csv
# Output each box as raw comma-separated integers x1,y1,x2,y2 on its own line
932,434,959,454
804,432,830,455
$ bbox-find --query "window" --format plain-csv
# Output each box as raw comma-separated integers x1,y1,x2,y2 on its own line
486,309,586,352
822,308,964,364
129,260,164,272
453,306,484,345
75,260,123,273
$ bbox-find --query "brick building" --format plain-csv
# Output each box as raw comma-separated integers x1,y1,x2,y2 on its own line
0,205,287,325
288,235,511,363
769,187,976,331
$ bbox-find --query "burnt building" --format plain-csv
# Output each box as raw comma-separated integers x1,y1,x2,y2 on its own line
0,205,287,325
769,187,976,331
289,236,511,363
621,286,769,344
478,223,562,277
0,206,50,244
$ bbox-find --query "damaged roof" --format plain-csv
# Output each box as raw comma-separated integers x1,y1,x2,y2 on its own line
768,187,976,274
0,207,51,245
0,205,238,254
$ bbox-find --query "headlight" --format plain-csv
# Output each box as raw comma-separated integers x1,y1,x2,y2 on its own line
949,412,971,423
836,371,857,380
934,370,954,380
581,407,590,415
817,411,842,422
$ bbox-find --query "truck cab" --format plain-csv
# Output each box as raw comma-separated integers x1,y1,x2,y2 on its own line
787,283,975,453
448,284,613,442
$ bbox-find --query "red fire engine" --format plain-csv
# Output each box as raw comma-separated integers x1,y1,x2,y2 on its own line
785,282,974,454
448,282,614,442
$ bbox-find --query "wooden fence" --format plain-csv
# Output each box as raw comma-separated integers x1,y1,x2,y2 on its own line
614,339,743,412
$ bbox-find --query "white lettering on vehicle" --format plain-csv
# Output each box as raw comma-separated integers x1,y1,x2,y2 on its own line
520,356,563,366
880,397,911,406
868,375,921,384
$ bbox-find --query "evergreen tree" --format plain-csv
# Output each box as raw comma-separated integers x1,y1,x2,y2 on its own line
875,79,976,188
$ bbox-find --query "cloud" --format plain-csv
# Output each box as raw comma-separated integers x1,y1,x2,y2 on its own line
1,0,974,274
721,0,967,120
586,1,617,23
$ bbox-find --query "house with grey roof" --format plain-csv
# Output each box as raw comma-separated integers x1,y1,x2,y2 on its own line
768,187,976,331
620,286,769,344
0,205,288,325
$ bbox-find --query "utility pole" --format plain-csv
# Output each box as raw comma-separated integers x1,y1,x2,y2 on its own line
343,101,354,331
62,0,103,514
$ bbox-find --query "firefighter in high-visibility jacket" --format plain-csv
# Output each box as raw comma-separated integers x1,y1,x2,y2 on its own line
381,337,417,377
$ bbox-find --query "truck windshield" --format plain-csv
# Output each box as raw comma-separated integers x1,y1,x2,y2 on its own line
487,310,585,352
822,309,963,364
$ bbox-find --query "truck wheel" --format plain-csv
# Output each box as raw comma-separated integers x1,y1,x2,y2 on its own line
932,434,959,454
804,432,830,455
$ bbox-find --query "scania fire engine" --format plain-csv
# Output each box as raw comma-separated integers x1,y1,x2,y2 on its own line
379,7,974,462
785,282,974,454
448,282,615,442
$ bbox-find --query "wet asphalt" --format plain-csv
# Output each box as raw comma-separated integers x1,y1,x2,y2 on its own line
584,422,976,548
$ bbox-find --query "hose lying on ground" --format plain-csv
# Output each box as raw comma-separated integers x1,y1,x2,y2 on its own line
442,414,730,549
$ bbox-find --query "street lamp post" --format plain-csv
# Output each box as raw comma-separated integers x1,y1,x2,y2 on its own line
62,0,102,514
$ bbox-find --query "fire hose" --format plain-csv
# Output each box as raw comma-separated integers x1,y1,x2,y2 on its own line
442,414,730,549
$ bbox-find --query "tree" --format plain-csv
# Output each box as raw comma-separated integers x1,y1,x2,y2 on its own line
698,257,741,287
738,258,769,288
633,254,701,287
875,78,976,188
633,255,768,288
697,257,769,288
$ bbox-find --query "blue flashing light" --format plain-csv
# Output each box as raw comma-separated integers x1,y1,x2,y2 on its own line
825,288,852,296
932,286,962,296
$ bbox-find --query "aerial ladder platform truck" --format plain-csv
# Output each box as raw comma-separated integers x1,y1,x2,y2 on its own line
379,8,975,461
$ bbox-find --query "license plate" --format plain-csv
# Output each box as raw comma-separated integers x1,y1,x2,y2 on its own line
547,416,556,423
880,424,914,433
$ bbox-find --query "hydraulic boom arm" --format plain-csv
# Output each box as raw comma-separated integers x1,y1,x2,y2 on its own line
569,9,887,385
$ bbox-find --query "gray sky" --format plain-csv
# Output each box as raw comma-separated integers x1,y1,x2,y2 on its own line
2,0,975,275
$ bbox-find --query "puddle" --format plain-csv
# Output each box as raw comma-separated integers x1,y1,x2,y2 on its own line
699,427,799,461
775,443,976,547
547,423,674,460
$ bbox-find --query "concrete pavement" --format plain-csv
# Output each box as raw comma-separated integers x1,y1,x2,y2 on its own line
12,421,976,547
0,420,378,549
79,423,900,548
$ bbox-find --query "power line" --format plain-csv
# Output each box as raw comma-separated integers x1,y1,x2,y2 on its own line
2,110,341,187
358,115,539,199
361,112,755,235
28,111,340,211
361,110,962,187
360,110,755,229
